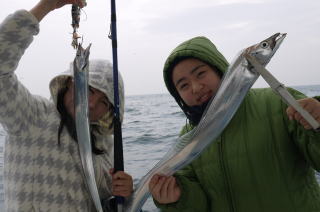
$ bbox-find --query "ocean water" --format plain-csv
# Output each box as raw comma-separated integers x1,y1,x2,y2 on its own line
0,85,319,211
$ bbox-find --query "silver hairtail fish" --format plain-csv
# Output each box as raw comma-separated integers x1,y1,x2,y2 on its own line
126,33,286,212
74,43,103,212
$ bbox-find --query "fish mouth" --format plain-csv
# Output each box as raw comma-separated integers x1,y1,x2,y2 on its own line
264,32,286,64
272,33,286,52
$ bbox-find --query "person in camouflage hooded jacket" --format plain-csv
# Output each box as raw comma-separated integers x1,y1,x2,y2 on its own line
149,36,320,212
0,0,132,211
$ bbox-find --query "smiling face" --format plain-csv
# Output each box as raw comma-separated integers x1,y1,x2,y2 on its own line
172,58,222,107
63,79,110,122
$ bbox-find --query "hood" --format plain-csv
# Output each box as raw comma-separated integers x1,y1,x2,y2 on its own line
49,59,125,131
163,36,229,124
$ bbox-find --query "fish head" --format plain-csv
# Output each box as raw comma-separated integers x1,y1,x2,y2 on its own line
75,43,92,71
245,33,286,66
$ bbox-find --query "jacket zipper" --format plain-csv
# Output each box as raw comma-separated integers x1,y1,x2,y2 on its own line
219,134,235,212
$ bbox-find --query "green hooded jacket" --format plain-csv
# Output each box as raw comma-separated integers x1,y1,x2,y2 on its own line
158,36,320,212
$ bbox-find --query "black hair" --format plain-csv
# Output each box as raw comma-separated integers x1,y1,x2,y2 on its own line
56,81,105,155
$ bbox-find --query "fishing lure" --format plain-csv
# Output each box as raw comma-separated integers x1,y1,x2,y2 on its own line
126,33,286,212
71,1,86,49
71,5,81,49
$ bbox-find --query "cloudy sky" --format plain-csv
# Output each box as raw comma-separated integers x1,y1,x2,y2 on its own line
1,0,319,97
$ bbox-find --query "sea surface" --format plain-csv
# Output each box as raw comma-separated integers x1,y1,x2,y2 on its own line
0,85,320,211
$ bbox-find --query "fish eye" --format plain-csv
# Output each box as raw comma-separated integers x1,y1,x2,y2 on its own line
261,41,269,49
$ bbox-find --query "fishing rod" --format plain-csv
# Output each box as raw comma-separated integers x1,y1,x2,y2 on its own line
109,0,125,211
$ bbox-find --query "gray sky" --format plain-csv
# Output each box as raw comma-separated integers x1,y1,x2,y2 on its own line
1,0,319,97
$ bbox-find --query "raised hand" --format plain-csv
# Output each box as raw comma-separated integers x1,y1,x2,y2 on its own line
30,0,85,22
286,98,320,130
51,0,85,10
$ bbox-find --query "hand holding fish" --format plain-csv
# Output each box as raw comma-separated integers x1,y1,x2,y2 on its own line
286,98,320,130
149,174,181,204
109,169,133,197
30,0,85,22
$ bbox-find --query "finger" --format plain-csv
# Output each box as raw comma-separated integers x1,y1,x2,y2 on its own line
149,175,160,191
295,104,320,128
310,109,320,121
303,124,312,130
306,104,320,125
302,115,320,128
160,177,171,200
71,0,84,6
302,120,317,130
112,171,123,180
78,0,86,7
113,185,131,192
152,176,166,201
298,118,311,129
112,182,133,196
113,180,127,187
299,118,308,126
286,106,296,120
294,111,303,123
298,98,320,115
109,168,115,175
56,0,76,9
168,177,176,192
113,177,133,189
113,171,131,180
167,177,176,199
297,98,319,108
113,179,133,189
298,99,310,108
302,102,316,114
171,177,181,201
288,98,318,121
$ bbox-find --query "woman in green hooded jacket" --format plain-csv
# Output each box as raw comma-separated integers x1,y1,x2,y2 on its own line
149,36,320,212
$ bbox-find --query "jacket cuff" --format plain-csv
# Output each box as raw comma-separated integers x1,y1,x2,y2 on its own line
313,96,320,102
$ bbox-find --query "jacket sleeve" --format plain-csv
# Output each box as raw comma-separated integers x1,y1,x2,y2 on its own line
285,88,320,171
0,10,45,135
